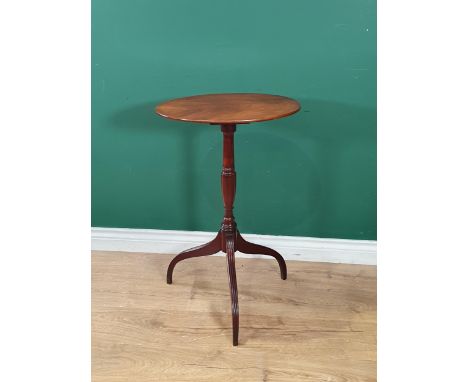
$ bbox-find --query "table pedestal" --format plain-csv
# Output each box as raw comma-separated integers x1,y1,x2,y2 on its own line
166,124,287,346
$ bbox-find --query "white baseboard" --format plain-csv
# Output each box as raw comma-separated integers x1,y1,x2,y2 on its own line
91,227,376,265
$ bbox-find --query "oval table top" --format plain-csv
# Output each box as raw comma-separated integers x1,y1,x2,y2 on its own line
155,93,300,125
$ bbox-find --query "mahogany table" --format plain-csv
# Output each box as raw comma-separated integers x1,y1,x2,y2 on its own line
155,93,300,346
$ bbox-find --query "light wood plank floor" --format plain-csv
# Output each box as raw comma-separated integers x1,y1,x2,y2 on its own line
92,251,376,382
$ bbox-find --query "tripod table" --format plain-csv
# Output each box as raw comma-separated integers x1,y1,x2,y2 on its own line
155,93,300,346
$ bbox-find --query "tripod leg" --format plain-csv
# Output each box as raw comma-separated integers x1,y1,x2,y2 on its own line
167,231,222,284
225,236,239,346
236,232,287,280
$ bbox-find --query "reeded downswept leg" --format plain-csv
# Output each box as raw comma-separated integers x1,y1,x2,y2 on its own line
166,231,222,284
225,235,239,346
236,232,287,280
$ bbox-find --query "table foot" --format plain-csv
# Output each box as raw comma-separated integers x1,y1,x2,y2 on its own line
166,231,222,284
225,234,239,346
236,231,287,280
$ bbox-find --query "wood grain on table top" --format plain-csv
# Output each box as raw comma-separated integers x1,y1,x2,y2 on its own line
155,93,300,125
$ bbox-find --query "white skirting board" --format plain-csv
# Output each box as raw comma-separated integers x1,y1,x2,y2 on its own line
91,227,376,265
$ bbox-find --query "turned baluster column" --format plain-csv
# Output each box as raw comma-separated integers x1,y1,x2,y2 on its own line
220,124,237,247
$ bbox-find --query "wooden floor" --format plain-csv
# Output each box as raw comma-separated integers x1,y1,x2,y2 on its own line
92,251,376,382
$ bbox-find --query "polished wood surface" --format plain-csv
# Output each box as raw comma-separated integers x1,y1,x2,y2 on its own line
155,93,300,124
92,251,377,382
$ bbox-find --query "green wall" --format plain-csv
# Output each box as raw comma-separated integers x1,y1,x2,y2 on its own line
92,0,376,240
